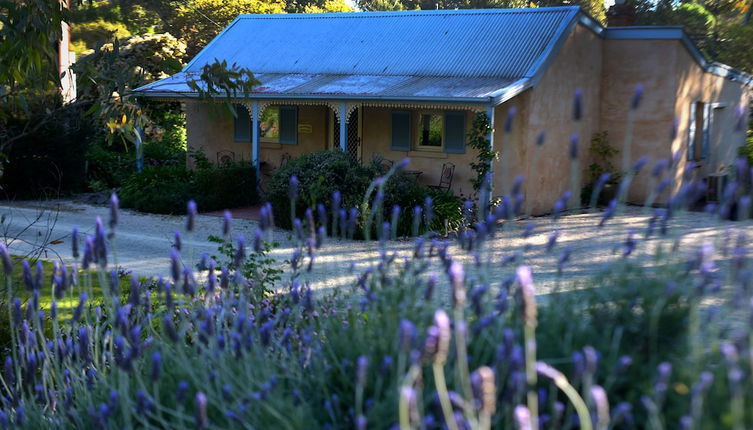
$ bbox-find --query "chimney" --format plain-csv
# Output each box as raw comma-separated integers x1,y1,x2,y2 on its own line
606,0,637,27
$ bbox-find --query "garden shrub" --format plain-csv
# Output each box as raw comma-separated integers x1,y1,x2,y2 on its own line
119,165,195,214
195,163,259,210
267,150,465,238
267,150,377,230
0,105,93,198
120,163,259,214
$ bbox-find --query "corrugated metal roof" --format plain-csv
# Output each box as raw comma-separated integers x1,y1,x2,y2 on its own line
135,7,583,103
136,72,517,100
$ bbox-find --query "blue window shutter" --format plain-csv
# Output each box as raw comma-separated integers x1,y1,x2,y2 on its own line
687,102,696,161
279,106,298,145
391,111,411,151
444,112,466,154
234,105,250,142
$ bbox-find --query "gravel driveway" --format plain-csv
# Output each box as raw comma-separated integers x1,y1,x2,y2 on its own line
1,199,750,296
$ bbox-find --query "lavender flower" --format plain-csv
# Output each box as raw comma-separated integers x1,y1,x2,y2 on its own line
573,89,583,121
223,210,232,236
356,356,368,388
448,261,465,307
177,381,189,404
186,200,197,232
516,266,537,326
591,385,610,429
0,244,12,275
151,351,162,381
514,405,532,430
289,175,299,201
399,319,416,353
71,226,79,259
569,134,578,159
631,84,644,110
504,107,517,133
195,392,208,429
109,193,119,229
535,131,546,147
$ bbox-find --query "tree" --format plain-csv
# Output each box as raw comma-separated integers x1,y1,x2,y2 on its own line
169,0,286,58
0,0,68,153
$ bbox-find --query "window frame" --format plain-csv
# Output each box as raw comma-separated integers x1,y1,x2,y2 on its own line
259,106,281,144
414,110,445,152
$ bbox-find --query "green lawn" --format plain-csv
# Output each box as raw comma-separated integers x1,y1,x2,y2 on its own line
3,257,135,319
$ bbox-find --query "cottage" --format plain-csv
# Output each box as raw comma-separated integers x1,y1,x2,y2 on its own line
133,6,752,214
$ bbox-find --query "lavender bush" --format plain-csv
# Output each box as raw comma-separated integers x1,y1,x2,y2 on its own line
0,91,752,429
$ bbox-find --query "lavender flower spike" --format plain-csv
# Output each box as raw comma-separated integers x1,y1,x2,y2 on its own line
514,405,533,430
72,226,79,259
222,210,232,236
195,392,208,429
448,261,466,307
516,266,537,327
631,84,644,110
573,89,583,121
591,385,610,430
569,134,579,160
186,200,197,232
109,193,119,229
504,106,517,133
433,310,451,364
289,174,299,201
0,244,12,275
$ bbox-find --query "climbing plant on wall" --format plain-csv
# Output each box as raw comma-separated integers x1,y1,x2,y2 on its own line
467,112,498,194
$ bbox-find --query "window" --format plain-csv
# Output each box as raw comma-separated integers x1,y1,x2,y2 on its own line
390,110,466,154
688,101,710,161
233,105,251,142
232,105,298,145
417,112,443,149
260,107,280,142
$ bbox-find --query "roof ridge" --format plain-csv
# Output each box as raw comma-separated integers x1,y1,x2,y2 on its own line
236,6,581,19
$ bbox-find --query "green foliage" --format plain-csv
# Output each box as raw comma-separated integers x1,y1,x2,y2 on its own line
587,130,619,184
70,18,131,53
207,235,283,301
195,163,260,209
426,188,464,233
120,162,259,214
119,165,196,213
267,150,377,230
467,112,497,195
0,104,93,198
72,33,186,146
170,0,286,58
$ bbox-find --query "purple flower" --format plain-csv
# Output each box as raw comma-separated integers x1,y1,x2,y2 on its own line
504,107,517,133
186,200,197,232
289,175,299,201
449,261,465,307
173,230,182,252
569,134,579,159
514,405,532,430
633,156,648,173
535,131,546,147
631,84,644,110
151,352,162,382
399,319,416,353
72,293,88,323
516,266,536,326
396,158,410,169
356,356,368,387
71,226,79,259
223,210,232,236
0,244,12,275
177,381,189,404
573,89,583,121
195,392,208,429
109,193,119,229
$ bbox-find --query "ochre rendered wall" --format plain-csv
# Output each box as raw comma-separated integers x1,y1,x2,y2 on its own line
503,23,604,215
601,39,750,205
185,102,329,169
360,106,479,198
